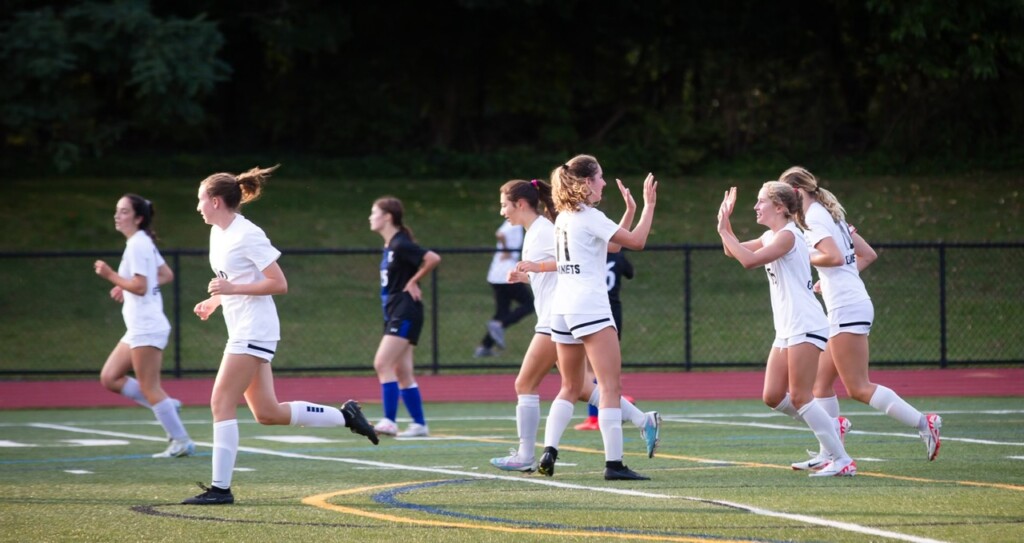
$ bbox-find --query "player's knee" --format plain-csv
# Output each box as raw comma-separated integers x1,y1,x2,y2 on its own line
763,391,785,408
848,385,875,404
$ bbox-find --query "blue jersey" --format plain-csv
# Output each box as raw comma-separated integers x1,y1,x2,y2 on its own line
379,231,428,319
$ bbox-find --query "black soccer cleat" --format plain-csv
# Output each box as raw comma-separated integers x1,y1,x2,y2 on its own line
538,446,558,477
341,400,379,445
604,463,650,481
181,482,234,505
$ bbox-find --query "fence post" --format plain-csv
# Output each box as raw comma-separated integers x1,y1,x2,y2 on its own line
684,246,692,371
172,251,182,378
431,267,440,375
938,245,947,369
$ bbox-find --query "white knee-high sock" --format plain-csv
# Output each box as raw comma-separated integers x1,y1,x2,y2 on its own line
212,419,239,489
516,394,540,460
772,393,804,421
543,399,574,449
869,385,925,429
152,398,189,441
120,377,151,407
816,395,841,418
289,401,346,427
812,396,842,457
598,407,624,462
799,402,849,461
588,388,646,428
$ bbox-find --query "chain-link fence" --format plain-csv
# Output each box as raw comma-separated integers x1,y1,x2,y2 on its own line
2,243,1021,377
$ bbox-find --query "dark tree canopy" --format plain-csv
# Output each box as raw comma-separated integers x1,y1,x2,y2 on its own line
2,0,1022,172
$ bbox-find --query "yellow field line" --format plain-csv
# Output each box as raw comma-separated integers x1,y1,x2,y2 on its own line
302,483,758,543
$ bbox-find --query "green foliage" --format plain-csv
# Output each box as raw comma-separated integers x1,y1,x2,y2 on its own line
0,0,230,169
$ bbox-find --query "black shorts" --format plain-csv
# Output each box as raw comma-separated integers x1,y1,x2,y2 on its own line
383,294,424,345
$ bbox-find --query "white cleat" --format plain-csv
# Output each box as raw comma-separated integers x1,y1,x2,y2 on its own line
153,439,195,458
921,413,942,461
809,458,857,477
374,418,398,437
490,448,536,472
791,450,830,471
397,423,429,438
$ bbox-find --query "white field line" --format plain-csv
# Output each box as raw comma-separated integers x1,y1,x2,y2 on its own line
28,422,948,543
664,417,1024,447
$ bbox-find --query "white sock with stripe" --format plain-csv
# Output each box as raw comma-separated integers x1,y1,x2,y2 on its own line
152,398,189,441
799,402,850,461
588,388,646,428
869,385,925,429
120,377,151,408
772,393,804,421
289,401,346,427
543,399,574,449
516,394,540,460
598,407,624,462
212,419,239,489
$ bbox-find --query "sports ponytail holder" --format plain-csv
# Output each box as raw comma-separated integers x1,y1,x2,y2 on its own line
530,179,539,190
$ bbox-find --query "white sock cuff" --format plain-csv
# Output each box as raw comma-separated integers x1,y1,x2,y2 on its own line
588,387,600,407
214,419,238,430
597,407,622,423
402,382,419,390
517,394,540,407
552,398,573,410
816,395,841,418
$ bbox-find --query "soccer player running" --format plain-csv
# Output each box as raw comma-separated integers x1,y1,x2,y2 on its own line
535,155,658,481
489,179,659,473
183,166,378,505
369,196,441,438
93,194,194,459
781,166,941,467
717,182,855,477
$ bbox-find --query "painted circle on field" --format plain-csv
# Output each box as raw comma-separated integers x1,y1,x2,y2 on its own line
303,479,772,543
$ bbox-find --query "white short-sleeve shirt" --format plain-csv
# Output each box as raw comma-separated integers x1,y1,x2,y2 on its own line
803,202,871,311
522,215,557,327
552,206,620,315
486,221,524,284
118,231,171,335
209,214,282,341
760,222,829,339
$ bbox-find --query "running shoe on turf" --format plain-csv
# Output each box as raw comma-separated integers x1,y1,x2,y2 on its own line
838,416,852,444
374,417,398,437
341,400,379,445
153,439,195,458
604,463,650,481
641,411,662,458
920,413,942,461
791,450,829,471
397,422,429,438
538,446,558,477
181,483,234,505
490,448,536,472
574,416,600,431
809,458,857,477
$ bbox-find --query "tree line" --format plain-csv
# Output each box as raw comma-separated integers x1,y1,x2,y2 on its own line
2,0,1022,173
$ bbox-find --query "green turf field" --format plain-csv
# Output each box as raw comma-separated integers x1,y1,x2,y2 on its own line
1,397,1022,542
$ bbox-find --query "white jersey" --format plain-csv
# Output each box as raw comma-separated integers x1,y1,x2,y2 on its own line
118,231,170,335
760,222,829,338
486,221,524,284
552,206,620,315
803,202,871,311
522,215,557,326
208,214,282,341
